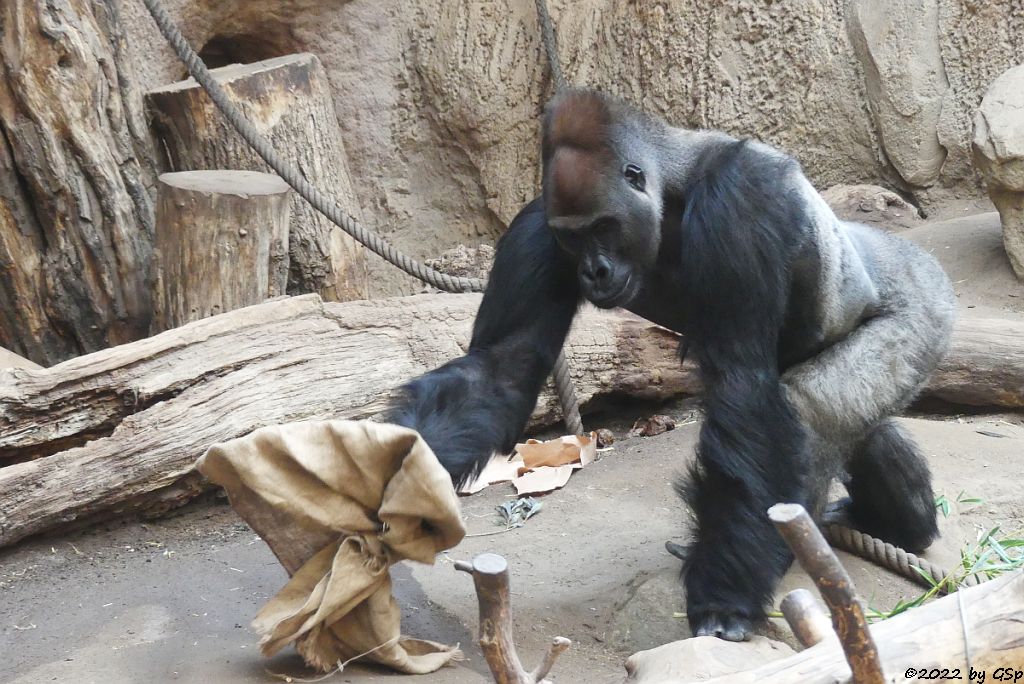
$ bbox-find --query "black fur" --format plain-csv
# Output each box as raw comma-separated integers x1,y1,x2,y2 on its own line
843,419,939,552
386,198,580,486
674,141,813,637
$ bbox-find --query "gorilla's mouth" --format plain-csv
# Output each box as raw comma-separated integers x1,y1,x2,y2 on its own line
588,275,637,309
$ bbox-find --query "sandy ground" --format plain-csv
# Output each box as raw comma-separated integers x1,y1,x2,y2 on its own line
1,210,1022,684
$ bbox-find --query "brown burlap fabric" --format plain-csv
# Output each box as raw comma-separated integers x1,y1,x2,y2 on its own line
196,420,466,673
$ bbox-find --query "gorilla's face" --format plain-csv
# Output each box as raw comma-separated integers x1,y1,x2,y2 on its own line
546,152,662,309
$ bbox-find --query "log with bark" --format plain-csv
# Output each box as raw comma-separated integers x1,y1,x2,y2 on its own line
146,53,369,301
0,293,692,547
0,0,157,365
151,170,291,332
0,293,1021,548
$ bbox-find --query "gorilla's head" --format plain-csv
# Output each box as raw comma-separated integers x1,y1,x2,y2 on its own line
542,89,663,309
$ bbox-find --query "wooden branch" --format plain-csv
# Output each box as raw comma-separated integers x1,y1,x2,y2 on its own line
147,53,368,301
690,570,1024,684
0,294,693,546
769,504,884,684
779,589,833,648
455,553,570,684
151,171,291,333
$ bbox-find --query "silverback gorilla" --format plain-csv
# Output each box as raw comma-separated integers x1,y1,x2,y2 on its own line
387,89,956,641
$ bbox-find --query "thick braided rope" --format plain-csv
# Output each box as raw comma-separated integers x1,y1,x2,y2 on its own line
141,0,584,432
824,524,979,593
534,0,567,92
532,0,583,434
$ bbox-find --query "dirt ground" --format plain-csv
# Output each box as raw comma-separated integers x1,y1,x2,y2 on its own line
2,210,1022,684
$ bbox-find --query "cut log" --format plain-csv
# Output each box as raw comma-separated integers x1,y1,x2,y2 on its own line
688,570,1024,684
0,0,157,365
146,53,369,301
926,315,1024,409
0,293,1021,547
0,294,693,547
151,170,291,332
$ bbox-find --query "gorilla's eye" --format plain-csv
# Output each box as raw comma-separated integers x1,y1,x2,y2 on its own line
623,163,646,192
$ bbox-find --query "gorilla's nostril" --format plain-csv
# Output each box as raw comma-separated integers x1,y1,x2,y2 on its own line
595,264,610,281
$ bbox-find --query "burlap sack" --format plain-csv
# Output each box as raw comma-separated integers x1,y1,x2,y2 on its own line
197,420,466,673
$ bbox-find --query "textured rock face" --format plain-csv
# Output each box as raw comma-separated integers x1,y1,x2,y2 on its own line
118,0,1024,293
973,65,1024,280
846,0,950,187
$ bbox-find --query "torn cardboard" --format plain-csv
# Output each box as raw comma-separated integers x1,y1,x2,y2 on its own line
459,432,598,496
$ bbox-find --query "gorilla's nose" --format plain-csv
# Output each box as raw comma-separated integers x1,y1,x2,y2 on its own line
580,254,613,289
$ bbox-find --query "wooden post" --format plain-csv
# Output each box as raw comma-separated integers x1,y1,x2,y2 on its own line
769,503,885,684
454,553,571,684
780,588,833,648
151,170,290,332
146,53,368,302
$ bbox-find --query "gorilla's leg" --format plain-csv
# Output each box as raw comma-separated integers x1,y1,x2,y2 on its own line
843,420,939,552
782,227,956,446
783,227,954,552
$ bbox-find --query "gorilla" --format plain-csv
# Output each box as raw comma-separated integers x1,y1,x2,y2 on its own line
387,89,956,641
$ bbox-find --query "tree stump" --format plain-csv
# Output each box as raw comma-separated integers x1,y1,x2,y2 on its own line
146,53,368,302
151,170,291,332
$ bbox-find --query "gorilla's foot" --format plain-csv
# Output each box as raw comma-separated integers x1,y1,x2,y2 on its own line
692,611,753,642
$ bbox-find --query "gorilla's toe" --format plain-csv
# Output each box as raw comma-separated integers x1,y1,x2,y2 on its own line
821,496,853,526
693,613,753,642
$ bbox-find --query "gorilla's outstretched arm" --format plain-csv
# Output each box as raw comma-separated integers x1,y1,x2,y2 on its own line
386,198,580,485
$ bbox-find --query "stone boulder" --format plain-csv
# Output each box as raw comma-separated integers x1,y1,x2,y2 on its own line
822,184,922,230
623,636,795,684
973,65,1024,280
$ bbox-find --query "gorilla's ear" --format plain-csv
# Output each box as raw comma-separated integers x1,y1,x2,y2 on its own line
543,89,613,158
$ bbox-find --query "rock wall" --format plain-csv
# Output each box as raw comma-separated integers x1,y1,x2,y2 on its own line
119,0,1024,295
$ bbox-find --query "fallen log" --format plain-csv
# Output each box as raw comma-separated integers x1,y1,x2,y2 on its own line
926,315,1024,409
0,293,691,547
0,293,1020,547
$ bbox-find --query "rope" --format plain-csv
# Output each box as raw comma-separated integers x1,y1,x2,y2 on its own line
534,0,567,92
139,0,584,433
823,524,981,594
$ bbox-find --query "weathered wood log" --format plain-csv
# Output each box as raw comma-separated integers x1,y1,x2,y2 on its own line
146,53,368,301
0,293,1022,546
0,347,42,371
926,315,1024,409
0,0,157,365
689,570,1024,684
0,294,693,546
151,170,291,332
454,553,571,684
